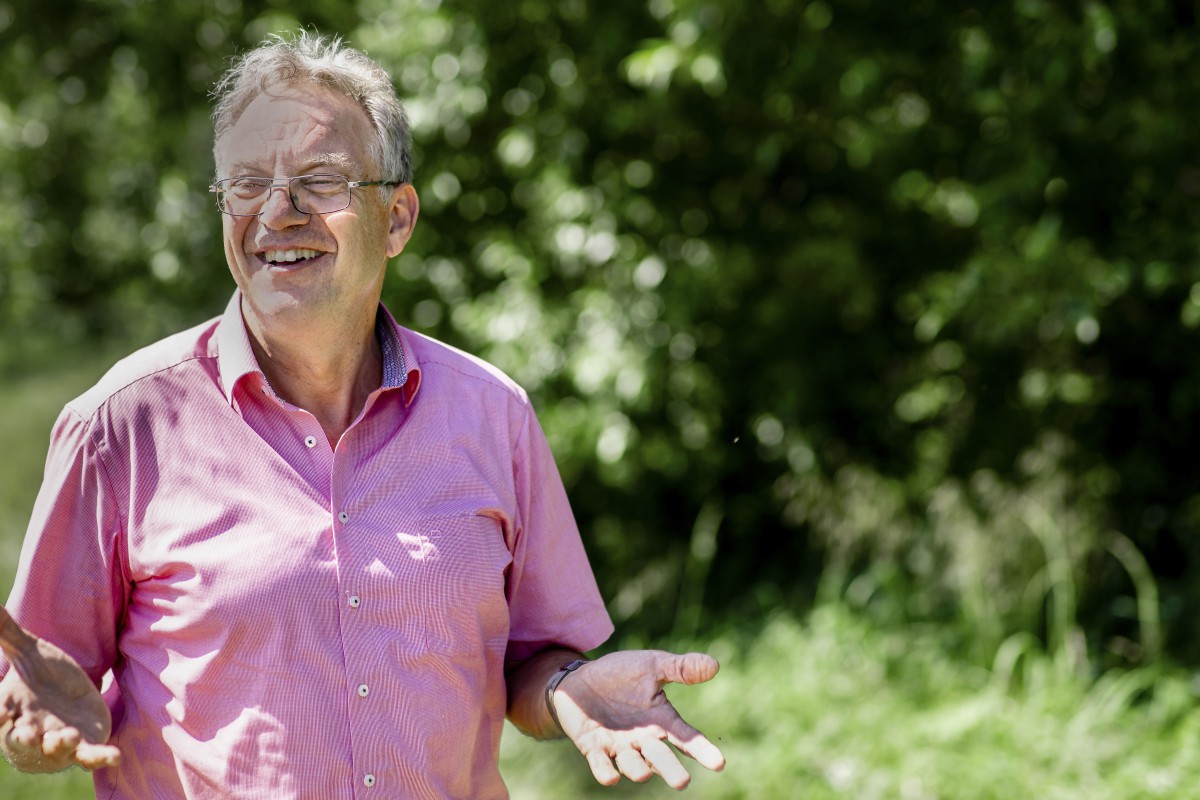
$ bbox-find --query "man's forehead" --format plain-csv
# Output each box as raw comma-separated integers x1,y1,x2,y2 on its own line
241,84,347,122
215,84,372,172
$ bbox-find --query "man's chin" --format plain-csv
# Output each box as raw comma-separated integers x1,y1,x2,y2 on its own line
240,282,334,323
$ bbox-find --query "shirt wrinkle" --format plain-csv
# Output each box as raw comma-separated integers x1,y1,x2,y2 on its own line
88,422,134,589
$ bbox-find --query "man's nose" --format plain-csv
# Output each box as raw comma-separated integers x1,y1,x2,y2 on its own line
258,184,309,228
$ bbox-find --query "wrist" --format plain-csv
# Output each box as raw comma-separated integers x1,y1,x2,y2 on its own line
545,659,589,734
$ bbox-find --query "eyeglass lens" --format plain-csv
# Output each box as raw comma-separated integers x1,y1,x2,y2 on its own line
217,176,352,216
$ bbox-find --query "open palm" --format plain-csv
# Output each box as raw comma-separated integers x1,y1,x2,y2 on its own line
0,605,121,772
553,650,725,790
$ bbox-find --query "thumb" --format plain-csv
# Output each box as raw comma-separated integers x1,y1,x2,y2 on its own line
0,606,36,661
657,651,720,686
75,741,122,770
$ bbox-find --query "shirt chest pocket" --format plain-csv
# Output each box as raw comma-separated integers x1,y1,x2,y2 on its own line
390,514,514,655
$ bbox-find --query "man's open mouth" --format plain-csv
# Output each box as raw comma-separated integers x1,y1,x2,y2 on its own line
260,249,324,265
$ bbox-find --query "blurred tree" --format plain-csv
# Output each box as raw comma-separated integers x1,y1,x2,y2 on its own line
5,0,1200,666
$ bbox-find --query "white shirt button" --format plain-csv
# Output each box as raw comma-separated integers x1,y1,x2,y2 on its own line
357,683,369,698
338,511,349,523
349,595,361,609
363,773,376,787
304,435,317,448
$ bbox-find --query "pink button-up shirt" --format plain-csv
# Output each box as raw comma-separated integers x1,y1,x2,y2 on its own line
3,293,614,799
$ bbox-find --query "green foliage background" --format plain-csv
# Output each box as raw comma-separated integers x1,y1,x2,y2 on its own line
4,0,1200,796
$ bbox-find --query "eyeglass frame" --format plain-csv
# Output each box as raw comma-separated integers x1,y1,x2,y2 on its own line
207,174,404,217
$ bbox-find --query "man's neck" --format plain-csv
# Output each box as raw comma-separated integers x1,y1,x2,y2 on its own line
244,309,383,448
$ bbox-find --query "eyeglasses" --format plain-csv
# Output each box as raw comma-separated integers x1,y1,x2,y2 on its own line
208,174,402,216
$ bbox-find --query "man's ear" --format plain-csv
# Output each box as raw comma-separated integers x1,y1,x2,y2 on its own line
386,184,420,259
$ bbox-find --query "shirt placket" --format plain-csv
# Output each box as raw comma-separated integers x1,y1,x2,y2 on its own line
330,426,385,796
264,386,377,794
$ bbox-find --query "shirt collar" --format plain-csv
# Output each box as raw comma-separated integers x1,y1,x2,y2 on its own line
216,291,422,408
376,302,422,406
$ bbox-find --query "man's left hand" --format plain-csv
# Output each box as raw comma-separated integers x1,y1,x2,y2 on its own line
552,650,726,790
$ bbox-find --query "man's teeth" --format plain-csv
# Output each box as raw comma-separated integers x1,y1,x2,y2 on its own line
264,249,321,263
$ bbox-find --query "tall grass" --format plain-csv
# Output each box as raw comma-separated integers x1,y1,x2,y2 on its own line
501,607,1200,799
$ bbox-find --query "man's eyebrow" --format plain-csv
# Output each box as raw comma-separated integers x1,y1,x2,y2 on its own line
297,153,358,174
226,162,267,177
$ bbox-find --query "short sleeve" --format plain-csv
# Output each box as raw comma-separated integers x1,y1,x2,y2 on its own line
504,403,614,663
1,406,128,686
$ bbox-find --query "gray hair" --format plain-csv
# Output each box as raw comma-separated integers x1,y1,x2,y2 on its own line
211,31,412,185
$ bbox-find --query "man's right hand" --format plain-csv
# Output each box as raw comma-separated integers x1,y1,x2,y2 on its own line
0,605,120,772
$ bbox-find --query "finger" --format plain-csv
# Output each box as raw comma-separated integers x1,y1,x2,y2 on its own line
657,652,719,686
614,747,654,783
74,741,122,770
42,726,81,758
639,737,692,790
8,722,42,752
584,750,621,786
665,725,726,772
